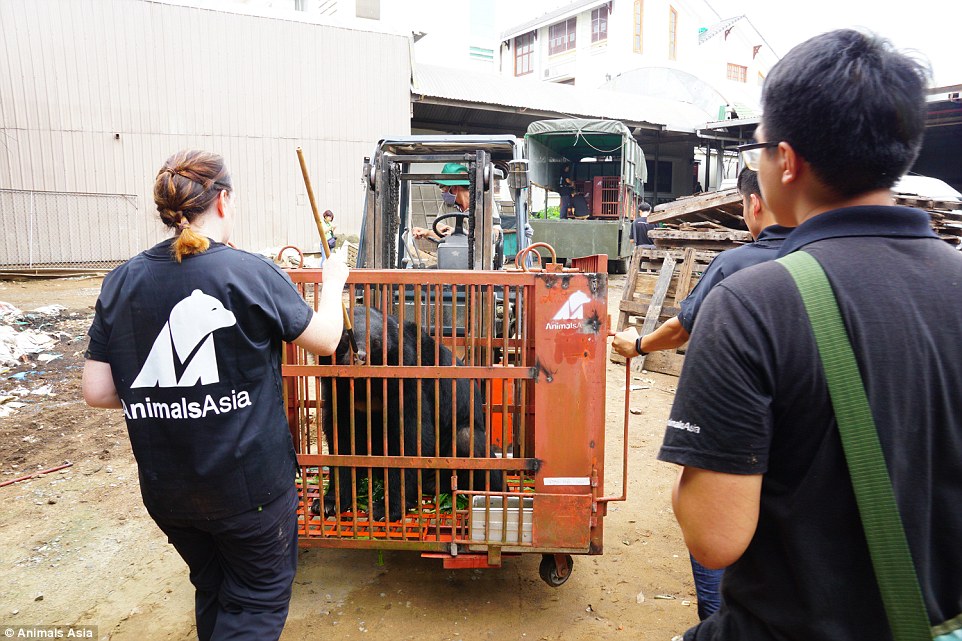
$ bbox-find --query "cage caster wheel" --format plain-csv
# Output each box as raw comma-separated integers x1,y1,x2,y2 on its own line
539,554,573,587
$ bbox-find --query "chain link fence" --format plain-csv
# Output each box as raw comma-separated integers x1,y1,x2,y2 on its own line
0,189,142,273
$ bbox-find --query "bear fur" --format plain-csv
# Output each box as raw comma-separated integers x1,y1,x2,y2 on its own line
319,305,504,521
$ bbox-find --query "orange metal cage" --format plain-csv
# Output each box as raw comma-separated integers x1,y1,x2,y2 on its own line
283,267,612,582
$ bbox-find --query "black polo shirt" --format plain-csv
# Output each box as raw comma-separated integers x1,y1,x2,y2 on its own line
87,239,312,519
677,225,793,333
660,206,962,640
631,219,654,246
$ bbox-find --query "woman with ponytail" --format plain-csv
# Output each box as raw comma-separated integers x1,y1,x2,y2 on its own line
81,150,349,641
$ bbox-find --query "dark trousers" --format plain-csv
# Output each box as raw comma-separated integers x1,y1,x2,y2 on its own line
153,484,299,641
690,554,724,620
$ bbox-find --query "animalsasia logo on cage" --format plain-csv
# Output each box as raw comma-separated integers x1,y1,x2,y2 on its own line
545,290,592,330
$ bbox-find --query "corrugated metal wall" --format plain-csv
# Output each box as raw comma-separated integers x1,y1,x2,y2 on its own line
0,0,411,265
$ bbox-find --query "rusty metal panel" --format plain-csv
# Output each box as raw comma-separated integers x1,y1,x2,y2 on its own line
570,254,609,274
531,494,593,550
531,272,608,494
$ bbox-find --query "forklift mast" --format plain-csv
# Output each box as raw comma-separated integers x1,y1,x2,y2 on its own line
357,136,529,270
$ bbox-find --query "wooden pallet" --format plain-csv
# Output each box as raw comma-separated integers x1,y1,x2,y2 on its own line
611,246,717,375
648,228,752,251
648,188,746,228
894,194,962,212
345,241,359,267
894,194,962,245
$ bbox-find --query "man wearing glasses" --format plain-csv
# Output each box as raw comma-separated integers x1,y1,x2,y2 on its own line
657,29,961,641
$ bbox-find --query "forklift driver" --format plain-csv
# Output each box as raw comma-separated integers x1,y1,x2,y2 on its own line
412,162,469,240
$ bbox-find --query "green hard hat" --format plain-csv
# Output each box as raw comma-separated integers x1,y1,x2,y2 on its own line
436,163,471,186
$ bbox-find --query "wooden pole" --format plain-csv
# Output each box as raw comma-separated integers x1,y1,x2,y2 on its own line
296,147,357,351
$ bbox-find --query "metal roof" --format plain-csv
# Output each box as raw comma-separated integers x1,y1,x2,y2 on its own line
412,63,713,133
500,0,607,42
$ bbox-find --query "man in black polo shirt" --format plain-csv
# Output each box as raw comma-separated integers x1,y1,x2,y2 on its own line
614,167,791,621
630,201,654,246
660,30,962,640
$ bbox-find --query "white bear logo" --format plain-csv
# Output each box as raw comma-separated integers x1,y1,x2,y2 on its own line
552,291,592,321
131,290,237,388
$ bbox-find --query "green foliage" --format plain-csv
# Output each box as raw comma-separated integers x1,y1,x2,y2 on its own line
354,476,384,513
320,470,470,515
431,493,470,512
534,206,561,220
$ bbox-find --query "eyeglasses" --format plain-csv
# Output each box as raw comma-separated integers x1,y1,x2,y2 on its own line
737,141,780,171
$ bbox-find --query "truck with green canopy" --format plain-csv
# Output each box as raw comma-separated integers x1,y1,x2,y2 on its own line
524,118,647,272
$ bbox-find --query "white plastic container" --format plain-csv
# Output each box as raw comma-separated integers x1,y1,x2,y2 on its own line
470,496,534,544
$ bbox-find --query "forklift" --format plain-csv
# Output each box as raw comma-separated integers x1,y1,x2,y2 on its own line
357,136,530,270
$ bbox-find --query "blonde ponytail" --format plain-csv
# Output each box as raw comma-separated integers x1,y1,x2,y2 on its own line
172,219,211,263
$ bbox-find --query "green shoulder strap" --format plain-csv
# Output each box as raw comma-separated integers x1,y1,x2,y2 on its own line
776,250,933,641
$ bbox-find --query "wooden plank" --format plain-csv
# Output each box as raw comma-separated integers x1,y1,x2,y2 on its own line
895,194,962,211
665,208,744,227
652,240,746,251
635,247,720,263
619,300,681,319
673,247,697,305
611,247,705,371
630,274,699,302
634,255,676,372
629,259,708,307
678,221,731,231
643,350,687,377
649,229,753,243
615,245,648,332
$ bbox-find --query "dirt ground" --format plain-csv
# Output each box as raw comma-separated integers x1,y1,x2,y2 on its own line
0,274,697,641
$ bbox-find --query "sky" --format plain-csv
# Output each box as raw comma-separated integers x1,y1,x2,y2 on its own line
709,0,959,87
494,0,960,87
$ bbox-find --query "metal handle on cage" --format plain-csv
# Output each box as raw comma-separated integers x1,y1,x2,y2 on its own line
275,245,304,269
598,330,632,505
515,242,558,272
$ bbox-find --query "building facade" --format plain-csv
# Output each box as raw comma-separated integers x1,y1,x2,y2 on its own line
499,0,777,112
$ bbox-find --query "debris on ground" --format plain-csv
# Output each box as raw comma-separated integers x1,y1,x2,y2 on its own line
0,301,91,415
0,325,57,366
